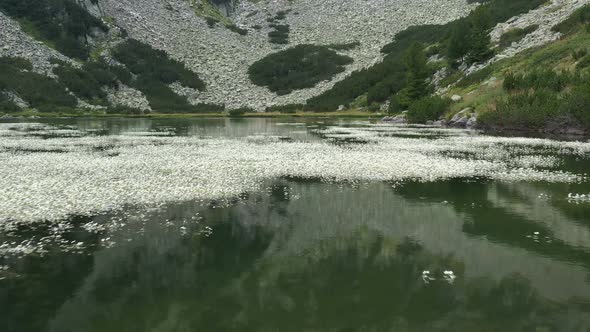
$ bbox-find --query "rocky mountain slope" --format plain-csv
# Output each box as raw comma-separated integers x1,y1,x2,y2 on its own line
0,0,588,112
1,0,473,111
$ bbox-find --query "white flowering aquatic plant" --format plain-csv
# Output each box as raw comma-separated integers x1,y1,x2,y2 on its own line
0,121,588,259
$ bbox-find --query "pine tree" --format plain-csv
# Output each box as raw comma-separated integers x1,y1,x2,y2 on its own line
403,42,430,101
447,20,471,64
468,6,494,64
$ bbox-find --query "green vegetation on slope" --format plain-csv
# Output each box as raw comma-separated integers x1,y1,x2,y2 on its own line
0,57,77,112
444,6,590,131
0,0,108,59
112,39,213,113
305,0,546,111
249,45,353,95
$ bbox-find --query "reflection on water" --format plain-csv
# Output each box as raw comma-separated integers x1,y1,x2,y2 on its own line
0,118,589,331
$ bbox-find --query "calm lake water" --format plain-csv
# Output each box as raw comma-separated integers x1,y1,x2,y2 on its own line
1,117,590,331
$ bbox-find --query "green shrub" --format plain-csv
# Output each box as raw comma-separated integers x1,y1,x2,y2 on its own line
265,104,304,113
576,55,590,70
113,39,205,90
0,57,76,110
227,107,253,117
406,96,451,124
572,49,588,61
501,69,579,92
105,105,144,115
0,93,21,113
132,78,191,113
53,65,107,103
479,89,562,128
249,45,353,95
326,42,361,51
112,39,206,112
228,24,248,35
0,0,108,59
193,103,225,113
499,25,539,49
552,5,590,35
83,61,118,88
0,57,33,71
268,24,290,44
561,85,590,127
108,64,133,85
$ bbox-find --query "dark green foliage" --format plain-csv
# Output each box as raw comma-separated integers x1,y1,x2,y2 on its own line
552,5,590,35
0,57,33,71
82,61,119,88
113,39,205,90
577,55,590,70
480,89,562,128
447,20,471,63
268,24,290,44
406,96,451,124
206,17,218,28
467,6,494,64
402,43,430,101
112,39,210,112
105,105,144,115
108,64,133,85
133,78,191,113
326,42,361,51
501,69,578,92
0,0,108,59
572,48,588,61
561,85,590,127
227,107,253,117
248,45,353,95
193,103,226,113
0,93,21,113
53,65,107,103
387,94,405,114
499,25,539,49
265,104,304,113
0,57,76,111
228,24,248,35
306,0,545,111
482,69,590,129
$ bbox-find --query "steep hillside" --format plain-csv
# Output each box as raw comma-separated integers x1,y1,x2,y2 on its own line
0,0,473,112
0,0,588,115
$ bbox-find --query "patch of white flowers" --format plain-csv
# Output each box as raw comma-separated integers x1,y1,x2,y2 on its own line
568,193,590,204
0,123,587,226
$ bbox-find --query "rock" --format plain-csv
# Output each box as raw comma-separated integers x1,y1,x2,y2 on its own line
338,105,345,111
450,107,472,123
433,120,446,126
384,114,407,124
453,116,469,128
466,115,478,129
451,94,462,102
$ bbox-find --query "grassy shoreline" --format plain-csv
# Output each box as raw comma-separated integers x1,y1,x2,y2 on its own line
0,110,383,119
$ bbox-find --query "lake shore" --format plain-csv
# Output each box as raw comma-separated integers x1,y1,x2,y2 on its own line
0,110,383,119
